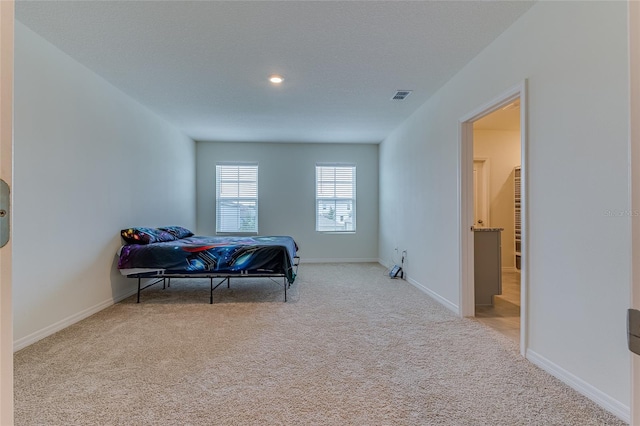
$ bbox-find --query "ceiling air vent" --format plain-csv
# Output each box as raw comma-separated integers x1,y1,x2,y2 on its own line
392,90,412,101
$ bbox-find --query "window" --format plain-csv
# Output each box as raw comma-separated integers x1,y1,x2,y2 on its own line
216,163,258,233
316,163,356,232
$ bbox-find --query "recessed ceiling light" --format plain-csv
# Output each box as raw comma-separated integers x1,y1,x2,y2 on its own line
269,75,284,84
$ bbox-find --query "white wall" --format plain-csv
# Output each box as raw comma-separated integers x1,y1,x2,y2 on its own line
379,1,630,419
196,142,378,262
631,2,640,422
474,130,520,268
13,22,196,347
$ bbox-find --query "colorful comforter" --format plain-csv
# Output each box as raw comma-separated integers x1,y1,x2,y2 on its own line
118,235,298,283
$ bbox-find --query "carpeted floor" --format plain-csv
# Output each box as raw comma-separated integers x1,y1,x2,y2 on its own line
14,263,626,425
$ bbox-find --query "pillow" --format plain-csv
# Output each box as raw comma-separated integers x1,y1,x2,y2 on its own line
121,227,177,245
158,226,194,239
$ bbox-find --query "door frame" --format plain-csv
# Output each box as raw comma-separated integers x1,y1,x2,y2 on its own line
459,81,527,356
629,1,639,423
0,0,14,424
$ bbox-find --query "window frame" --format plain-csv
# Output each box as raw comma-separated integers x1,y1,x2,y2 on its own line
315,162,356,233
215,162,259,234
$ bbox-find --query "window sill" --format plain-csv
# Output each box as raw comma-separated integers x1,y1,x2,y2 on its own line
216,232,259,236
317,231,356,235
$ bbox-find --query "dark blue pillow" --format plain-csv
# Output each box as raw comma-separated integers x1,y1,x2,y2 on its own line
158,226,194,239
121,227,177,245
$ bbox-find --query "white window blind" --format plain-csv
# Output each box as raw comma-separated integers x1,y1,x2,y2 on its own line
316,163,356,232
216,163,258,233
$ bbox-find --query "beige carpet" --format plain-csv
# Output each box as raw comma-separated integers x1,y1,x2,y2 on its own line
14,263,625,425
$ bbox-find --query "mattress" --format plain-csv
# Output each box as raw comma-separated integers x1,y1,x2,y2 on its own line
117,235,298,283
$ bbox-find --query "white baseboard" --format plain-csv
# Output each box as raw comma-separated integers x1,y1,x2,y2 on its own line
406,276,459,314
376,259,459,314
13,287,138,352
378,259,390,269
379,258,400,270
301,258,379,263
526,349,630,423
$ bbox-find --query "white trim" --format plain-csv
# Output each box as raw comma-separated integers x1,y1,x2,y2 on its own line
459,120,475,317
13,288,137,352
629,1,640,424
459,80,528,358
301,257,378,264
378,250,460,315
406,276,459,315
526,349,630,423
378,258,392,269
518,82,528,358
0,2,13,423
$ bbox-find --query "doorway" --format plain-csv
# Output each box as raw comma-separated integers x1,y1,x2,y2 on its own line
459,82,527,356
472,104,521,343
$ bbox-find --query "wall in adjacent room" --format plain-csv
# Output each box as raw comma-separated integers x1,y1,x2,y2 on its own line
13,21,196,348
379,1,630,420
196,142,378,262
474,129,521,269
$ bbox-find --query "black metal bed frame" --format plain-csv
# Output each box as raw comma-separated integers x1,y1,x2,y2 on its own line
130,256,300,304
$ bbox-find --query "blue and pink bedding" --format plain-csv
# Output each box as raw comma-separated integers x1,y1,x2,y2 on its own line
118,235,298,283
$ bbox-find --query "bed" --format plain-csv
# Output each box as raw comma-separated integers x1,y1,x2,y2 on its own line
117,226,299,303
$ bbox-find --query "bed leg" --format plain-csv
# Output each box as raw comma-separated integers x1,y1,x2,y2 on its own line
137,277,141,303
168,277,171,288
227,277,230,289
163,278,166,290
210,277,214,304
284,277,287,302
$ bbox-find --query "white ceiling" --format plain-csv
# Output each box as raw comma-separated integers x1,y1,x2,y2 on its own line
16,1,534,144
